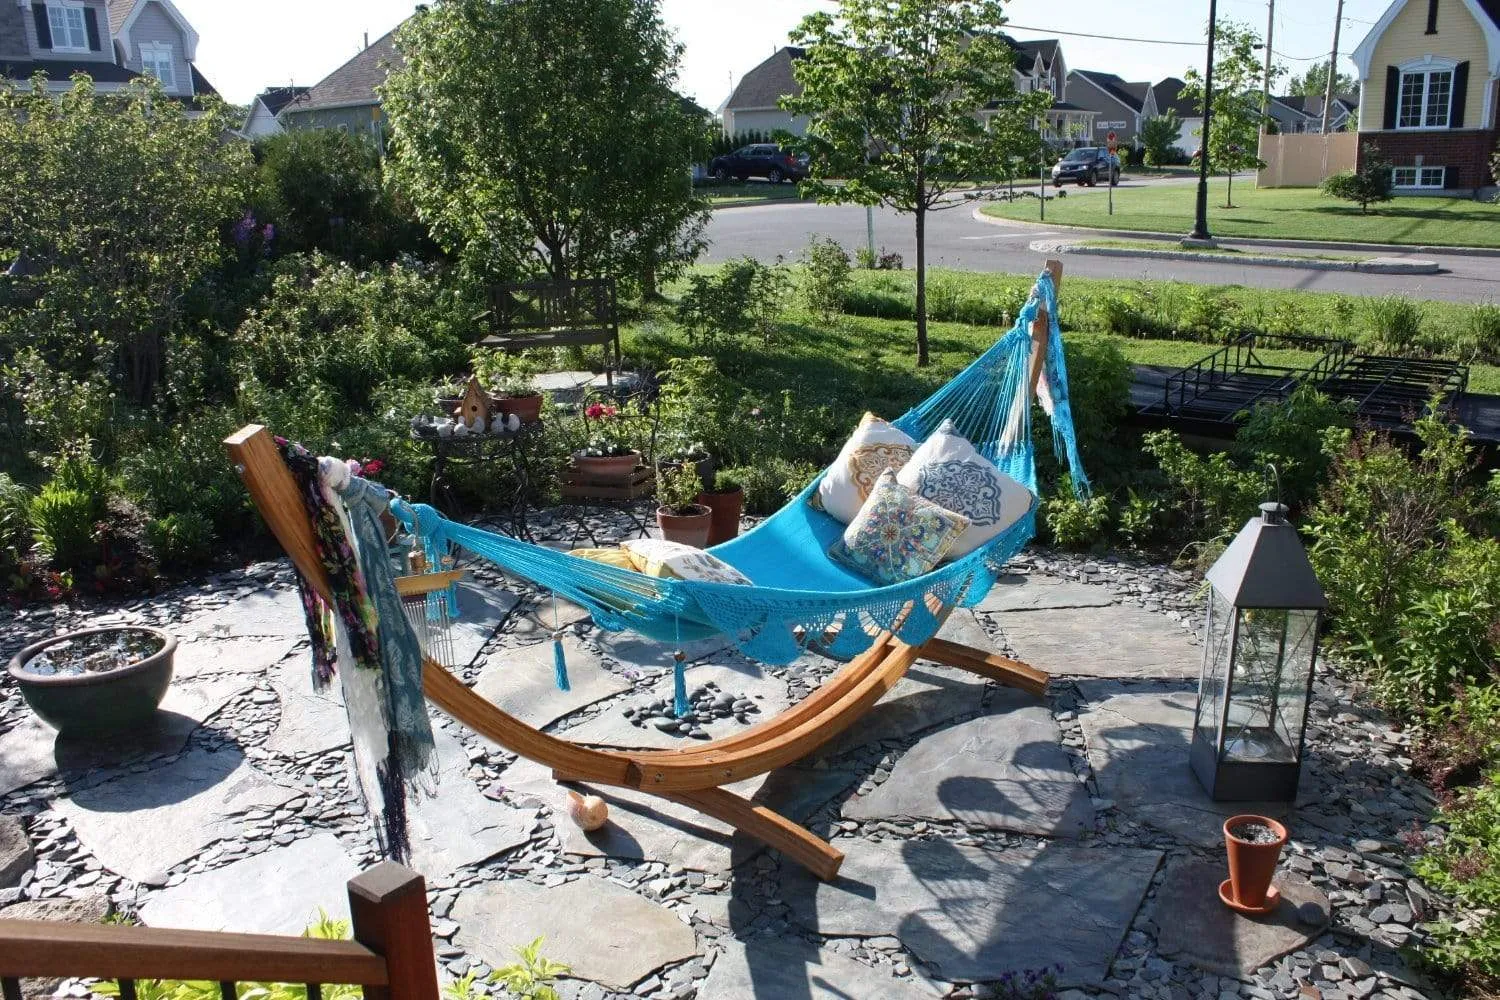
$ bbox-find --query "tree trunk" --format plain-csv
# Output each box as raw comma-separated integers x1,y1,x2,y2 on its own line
1226,169,1234,209
914,201,929,368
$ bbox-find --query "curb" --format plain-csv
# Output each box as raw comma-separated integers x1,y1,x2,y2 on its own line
971,204,1500,258
1028,239,1443,275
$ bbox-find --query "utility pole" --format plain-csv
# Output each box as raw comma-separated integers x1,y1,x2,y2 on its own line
1260,0,1276,131
1321,0,1344,134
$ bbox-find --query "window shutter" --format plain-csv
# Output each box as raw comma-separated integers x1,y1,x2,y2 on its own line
1383,67,1400,129
32,4,51,49
1450,61,1468,128
84,7,101,51
1426,0,1439,33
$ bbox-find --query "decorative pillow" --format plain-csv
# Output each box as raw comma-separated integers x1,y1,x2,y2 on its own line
621,539,753,586
812,412,918,523
568,547,638,572
829,470,969,587
897,419,1035,558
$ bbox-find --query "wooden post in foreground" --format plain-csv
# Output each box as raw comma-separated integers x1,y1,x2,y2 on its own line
1029,259,1063,400
347,863,439,1000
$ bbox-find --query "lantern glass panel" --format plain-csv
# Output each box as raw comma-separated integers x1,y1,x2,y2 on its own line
1196,590,1235,749
1221,607,1316,764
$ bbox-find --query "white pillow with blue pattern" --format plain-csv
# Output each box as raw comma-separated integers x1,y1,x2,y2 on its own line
896,420,1035,558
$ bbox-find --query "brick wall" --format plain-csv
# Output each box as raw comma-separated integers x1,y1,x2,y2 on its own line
1357,129,1499,189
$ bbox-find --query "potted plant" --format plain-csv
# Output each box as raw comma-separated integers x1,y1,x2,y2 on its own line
696,470,744,546
482,354,545,425
8,626,177,735
656,463,711,548
573,401,640,479
661,439,716,496
1221,814,1288,914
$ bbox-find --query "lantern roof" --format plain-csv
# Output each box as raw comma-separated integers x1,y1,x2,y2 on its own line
1205,503,1328,610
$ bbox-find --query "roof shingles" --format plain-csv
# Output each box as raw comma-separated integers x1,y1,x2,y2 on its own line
288,28,402,113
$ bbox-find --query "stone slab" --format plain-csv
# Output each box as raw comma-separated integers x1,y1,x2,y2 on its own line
993,604,1201,679
452,877,697,990
183,588,309,640
561,657,789,751
977,574,1116,613
814,662,987,761
266,655,348,757
591,629,734,673
782,837,1161,987
138,832,360,935
508,598,593,643
843,689,1094,838
0,814,33,887
406,726,537,876
173,636,300,680
702,936,943,999
474,637,631,729
449,582,522,668
0,675,250,797
1076,682,1287,848
53,749,297,884
1153,860,1330,977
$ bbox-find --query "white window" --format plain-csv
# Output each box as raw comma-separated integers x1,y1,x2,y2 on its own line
140,43,176,91
1391,166,1445,189
46,3,89,52
1396,68,1452,129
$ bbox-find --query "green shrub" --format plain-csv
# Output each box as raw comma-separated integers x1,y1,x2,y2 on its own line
675,257,791,345
1413,765,1500,989
1319,149,1393,214
1116,489,1167,549
147,510,215,569
1235,386,1352,506
121,411,250,536
723,458,819,516
802,236,852,321
1033,334,1132,486
1361,295,1422,353
29,485,100,574
1043,485,1110,549
1143,430,1265,547
1465,303,1500,362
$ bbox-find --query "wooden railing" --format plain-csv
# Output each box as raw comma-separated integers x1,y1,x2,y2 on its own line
0,863,439,1000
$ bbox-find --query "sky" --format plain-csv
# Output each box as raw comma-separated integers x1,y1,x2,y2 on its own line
173,0,1394,109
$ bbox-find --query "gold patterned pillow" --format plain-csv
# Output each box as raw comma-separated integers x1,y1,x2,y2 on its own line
812,412,917,523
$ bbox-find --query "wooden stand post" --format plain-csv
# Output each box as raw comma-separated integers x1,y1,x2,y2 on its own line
348,863,439,1000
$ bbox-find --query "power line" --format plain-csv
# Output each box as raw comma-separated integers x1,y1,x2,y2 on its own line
1002,24,1205,47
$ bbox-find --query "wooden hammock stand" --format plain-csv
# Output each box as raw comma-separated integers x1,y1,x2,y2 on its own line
224,262,1063,883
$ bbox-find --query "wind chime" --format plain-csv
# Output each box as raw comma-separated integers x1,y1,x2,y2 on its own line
393,506,465,669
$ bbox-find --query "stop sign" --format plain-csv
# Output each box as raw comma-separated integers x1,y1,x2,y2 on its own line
1107,130,1118,152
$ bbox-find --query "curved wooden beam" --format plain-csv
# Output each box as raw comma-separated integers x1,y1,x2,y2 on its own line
664,786,844,882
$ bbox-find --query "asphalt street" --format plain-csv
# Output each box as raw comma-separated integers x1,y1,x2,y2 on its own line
702,183,1500,304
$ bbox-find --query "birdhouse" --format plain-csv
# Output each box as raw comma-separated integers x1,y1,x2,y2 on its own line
455,377,491,427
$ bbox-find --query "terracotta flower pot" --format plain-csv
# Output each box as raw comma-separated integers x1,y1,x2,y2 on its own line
657,504,712,548
696,487,744,546
574,451,640,481
1223,814,1288,913
496,392,543,424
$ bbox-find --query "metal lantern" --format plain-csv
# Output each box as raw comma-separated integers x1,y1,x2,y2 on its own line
1190,500,1327,802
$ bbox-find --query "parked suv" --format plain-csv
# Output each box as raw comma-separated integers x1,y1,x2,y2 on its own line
1050,146,1120,186
709,144,809,184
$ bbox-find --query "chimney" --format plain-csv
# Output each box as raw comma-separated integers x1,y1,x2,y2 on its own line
363,32,369,50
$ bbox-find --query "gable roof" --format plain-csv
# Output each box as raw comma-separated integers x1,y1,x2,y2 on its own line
288,27,402,113
109,0,136,37
255,85,311,116
1071,70,1150,112
1272,93,1357,118
725,46,805,111
1016,38,1058,67
1352,0,1500,77
110,0,199,61
1152,77,1200,117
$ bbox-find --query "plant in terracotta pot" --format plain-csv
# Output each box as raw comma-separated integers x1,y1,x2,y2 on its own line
574,401,640,479
8,626,177,735
477,352,544,424
656,463,711,548
696,470,744,546
1221,814,1289,914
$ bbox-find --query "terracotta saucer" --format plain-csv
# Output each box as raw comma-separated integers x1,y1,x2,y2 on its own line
1218,879,1281,916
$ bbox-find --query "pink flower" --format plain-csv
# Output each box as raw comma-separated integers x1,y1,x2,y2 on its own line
602,405,618,418
585,403,606,419
363,459,386,476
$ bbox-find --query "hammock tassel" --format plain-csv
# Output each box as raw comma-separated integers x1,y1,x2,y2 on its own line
552,631,571,692
672,650,689,718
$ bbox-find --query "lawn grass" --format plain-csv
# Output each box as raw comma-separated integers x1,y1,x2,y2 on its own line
702,181,810,208
1079,238,1367,262
981,179,1500,247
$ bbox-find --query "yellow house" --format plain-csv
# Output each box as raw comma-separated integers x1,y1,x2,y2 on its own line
1351,0,1500,189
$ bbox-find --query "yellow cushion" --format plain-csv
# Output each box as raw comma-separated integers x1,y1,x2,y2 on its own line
568,547,637,571
621,538,753,585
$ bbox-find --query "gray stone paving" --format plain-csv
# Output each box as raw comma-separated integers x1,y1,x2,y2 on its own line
182,587,309,640
702,936,943,998
52,749,297,884
976,573,1116,613
991,604,1201,679
843,689,1095,838
0,815,32,887
448,581,522,667
1076,681,1287,848
173,636,301,679
266,655,348,757
451,877,698,990
1153,859,1330,978
814,661,986,760
405,726,537,876
138,832,359,934
475,637,631,729
783,837,1162,987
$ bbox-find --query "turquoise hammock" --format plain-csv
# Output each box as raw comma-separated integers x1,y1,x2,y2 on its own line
391,268,1087,709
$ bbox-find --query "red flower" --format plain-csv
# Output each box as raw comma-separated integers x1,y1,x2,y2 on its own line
362,459,386,476
585,403,606,419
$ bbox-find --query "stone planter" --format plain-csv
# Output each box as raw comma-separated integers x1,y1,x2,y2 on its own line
8,627,177,736
657,504,712,549
696,486,744,546
495,392,543,424
574,451,642,481
1221,814,1287,914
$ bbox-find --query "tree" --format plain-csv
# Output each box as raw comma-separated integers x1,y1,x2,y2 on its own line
1139,112,1182,168
0,75,251,402
381,0,710,291
1182,21,1276,209
780,0,1050,367
1321,146,1393,214
1290,60,1357,100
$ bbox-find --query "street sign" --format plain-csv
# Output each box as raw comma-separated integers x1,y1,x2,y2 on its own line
1107,131,1118,153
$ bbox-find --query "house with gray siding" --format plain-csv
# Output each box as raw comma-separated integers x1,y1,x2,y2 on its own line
279,28,402,143
1,0,213,99
1065,70,1159,148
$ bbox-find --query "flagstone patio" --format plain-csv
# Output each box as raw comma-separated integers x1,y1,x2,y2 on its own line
0,550,1446,999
